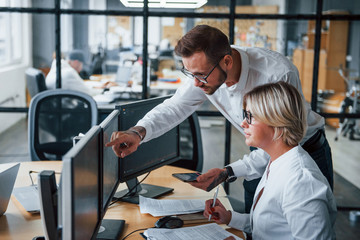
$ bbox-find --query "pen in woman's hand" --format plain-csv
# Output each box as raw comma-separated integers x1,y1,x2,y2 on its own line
208,185,220,221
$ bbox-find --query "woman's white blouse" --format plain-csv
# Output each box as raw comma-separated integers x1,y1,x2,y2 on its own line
228,146,337,239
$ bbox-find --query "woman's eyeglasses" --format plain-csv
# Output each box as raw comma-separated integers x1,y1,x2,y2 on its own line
243,109,253,124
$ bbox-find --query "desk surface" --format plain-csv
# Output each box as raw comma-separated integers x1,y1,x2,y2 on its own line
87,73,187,100
0,162,244,240
0,162,62,240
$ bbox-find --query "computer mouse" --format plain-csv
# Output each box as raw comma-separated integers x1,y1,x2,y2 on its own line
155,216,184,229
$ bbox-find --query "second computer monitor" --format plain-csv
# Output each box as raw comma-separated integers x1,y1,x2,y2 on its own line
117,95,180,181
115,95,181,203
99,109,121,214
61,126,101,240
61,124,124,240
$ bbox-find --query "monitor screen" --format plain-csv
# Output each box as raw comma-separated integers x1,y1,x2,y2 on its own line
99,110,120,215
115,66,132,85
117,95,180,181
61,126,101,240
114,95,181,204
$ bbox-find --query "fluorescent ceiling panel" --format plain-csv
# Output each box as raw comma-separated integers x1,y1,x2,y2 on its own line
120,0,207,8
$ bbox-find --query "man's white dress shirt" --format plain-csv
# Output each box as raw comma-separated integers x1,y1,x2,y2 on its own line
137,46,325,181
46,59,94,96
228,146,337,239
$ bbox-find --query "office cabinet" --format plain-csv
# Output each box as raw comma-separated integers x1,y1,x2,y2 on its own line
301,49,327,102
293,11,349,102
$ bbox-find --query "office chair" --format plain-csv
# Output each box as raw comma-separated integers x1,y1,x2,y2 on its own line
170,112,203,172
25,67,47,97
90,52,105,75
28,89,98,161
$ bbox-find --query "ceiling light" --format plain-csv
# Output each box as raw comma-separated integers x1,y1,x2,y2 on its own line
120,0,207,8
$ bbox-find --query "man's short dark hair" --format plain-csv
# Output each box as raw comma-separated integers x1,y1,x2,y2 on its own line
174,25,231,65
69,49,85,63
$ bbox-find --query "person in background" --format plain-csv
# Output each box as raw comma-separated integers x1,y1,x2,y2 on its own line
204,82,336,239
106,25,333,213
46,49,97,96
68,49,91,80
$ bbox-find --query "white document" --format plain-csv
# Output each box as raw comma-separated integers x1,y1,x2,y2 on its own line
84,80,104,88
144,223,243,240
93,92,121,104
139,195,205,217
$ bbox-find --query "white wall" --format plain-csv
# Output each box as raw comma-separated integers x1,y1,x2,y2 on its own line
0,11,31,135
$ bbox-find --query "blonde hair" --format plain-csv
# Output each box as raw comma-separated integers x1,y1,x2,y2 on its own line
243,82,307,147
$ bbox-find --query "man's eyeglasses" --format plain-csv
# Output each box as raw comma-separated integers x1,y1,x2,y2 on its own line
243,109,253,124
181,58,222,84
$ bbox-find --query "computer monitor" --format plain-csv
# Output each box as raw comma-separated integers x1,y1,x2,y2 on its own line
99,110,121,214
114,95,181,204
61,126,124,240
115,65,132,85
61,126,101,240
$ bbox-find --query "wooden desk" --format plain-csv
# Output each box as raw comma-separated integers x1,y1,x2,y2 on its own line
150,80,185,96
87,73,187,97
0,162,244,240
0,162,62,240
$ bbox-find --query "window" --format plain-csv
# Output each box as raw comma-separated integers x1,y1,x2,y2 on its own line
0,0,23,67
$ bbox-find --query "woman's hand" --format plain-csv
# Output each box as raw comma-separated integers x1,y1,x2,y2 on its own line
203,198,232,225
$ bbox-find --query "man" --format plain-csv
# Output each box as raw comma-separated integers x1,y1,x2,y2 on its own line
68,49,91,80
106,25,333,213
46,49,94,95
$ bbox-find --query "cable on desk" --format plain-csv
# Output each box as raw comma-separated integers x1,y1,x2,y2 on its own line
28,170,61,186
109,171,151,206
121,228,148,240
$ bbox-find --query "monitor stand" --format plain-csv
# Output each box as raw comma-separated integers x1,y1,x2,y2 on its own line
96,219,125,240
113,178,174,204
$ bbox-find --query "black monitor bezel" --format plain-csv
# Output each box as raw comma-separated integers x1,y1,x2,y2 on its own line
99,109,121,217
115,95,181,183
61,125,102,240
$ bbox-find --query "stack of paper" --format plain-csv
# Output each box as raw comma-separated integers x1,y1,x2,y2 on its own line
143,223,243,240
92,94,118,104
139,196,205,217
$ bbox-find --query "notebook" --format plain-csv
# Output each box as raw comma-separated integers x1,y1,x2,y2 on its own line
0,163,20,216
13,185,40,213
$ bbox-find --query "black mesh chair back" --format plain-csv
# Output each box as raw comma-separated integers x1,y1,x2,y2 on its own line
28,89,98,161
26,68,47,97
170,112,203,172
90,53,104,75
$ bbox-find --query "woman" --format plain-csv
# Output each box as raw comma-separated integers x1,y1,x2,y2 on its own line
204,82,336,239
